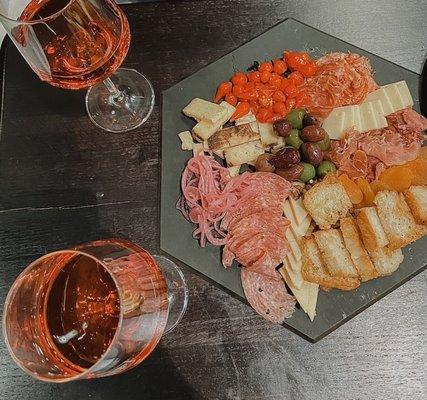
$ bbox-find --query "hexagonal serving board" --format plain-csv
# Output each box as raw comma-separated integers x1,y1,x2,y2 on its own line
160,18,426,342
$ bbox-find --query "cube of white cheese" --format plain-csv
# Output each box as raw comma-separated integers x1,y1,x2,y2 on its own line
321,110,346,139
183,98,228,124
178,131,194,150
364,87,394,115
227,165,240,177
258,122,279,146
382,84,405,112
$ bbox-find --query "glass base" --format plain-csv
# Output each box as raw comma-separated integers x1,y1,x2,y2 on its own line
85,68,155,133
152,255,188,334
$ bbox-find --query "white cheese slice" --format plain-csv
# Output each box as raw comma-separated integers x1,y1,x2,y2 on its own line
340,105,358,132
249,121,259,133
287,251,301,271
321,110,346,140
353,106,363,131
258,122,279,146
192,142,204,157
364,87,394,115
369,99,388,128
178,131,194,150
281,262,303,289
359,101,384,131
289,197,308,226
283,200,297,226
291,215,312,238
235,111,256,126
285,229,302,260
183,98,228,124
393,81,413,108
382,84,405,112
227,165,240,177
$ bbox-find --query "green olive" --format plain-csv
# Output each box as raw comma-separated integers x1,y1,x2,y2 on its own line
299,162,316,183
285,108,307,129
285,129,303,149
315,131,331,151
316,160,337,179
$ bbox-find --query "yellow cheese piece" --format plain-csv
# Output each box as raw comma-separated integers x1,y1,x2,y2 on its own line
192,142,204,157
364,87,394,115
183,98,227,124
291,215,312,238
382,84,405,112
393,81,413,107
285,229,302,260
178,131,194,150
279,267,319,321
227,165,240,177
287,252,301,272
281,261,303,289
289,196,308,225
283,200,297,226
359,101,387,131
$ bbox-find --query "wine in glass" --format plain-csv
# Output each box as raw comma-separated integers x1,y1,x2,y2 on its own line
0,0,154,132
3,239,188,381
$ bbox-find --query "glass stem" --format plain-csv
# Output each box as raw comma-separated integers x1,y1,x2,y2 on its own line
103,77,124,102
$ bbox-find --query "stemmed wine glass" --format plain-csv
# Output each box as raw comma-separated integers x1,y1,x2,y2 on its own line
3,239,188,382
0,0,154,133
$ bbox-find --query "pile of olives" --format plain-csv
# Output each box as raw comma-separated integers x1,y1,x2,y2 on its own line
254,108,337,183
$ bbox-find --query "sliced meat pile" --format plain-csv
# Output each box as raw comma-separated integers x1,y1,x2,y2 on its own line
221,172,296,323
298,52,378,118
326,109,427,181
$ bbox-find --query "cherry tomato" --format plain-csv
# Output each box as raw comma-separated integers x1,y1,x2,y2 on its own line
285,97,296,111
259,61,273,73
214,81,232,102
247,71,261,82
225,92,238,106
295,92,310,107
284,83,298,98
288,71,304,87
256,108,273,123
231,72,248,86
270,73,283,89
232,84,245,99
271,113,282,122
230,101,250,121
273,101,288,116
284,51,311,71
299,61,318,77
260,70,271,83
249,100,259,114
273,59,287,75
280,77,291,91
273,90,287,103
258,92,273,108
241,84,257,101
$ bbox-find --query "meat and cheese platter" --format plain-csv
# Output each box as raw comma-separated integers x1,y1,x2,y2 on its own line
160,18,426,341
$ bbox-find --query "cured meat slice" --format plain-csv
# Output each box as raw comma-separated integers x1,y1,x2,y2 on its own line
241,269,296,324
298,52,378,118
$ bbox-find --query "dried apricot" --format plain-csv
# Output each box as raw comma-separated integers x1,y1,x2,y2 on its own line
370,180,393,194
404,158,427,185
355,177,375,206
418,147,427,160
338,173,363,204
378,165,414,192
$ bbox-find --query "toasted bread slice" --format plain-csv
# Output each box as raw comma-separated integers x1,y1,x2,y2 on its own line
183,98,227,124
313,229,359,278
301,237,360,291
340,217,378,281
355,206,389,252
369,247,404,276
374,190,423,250
223,140,264,166
207,124,260,150
404,185,427,225
302,175,352,229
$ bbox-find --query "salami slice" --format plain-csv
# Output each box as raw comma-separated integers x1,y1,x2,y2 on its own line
241,269,296,324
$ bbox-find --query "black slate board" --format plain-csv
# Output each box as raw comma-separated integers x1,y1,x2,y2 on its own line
160,18,427,342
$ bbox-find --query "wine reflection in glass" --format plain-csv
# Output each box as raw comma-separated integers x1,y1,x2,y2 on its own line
0,0,154,133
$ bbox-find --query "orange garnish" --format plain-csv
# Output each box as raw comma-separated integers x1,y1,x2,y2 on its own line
355,177,375,206
338,173,363,204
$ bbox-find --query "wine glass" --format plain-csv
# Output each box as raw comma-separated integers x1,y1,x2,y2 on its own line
2,239,188,382
0,0,154,133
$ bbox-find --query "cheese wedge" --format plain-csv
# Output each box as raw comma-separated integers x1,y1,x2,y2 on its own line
291,215,312,238
287,251,301,272
289,197,308,226
279,267,318,321
282,260,304,289
285,229,302,260
393,81,413,107
322,110,346,139
192,142,204,157
283,200,297,226
364,87,394,115
183,98,227,124
227,165,240,177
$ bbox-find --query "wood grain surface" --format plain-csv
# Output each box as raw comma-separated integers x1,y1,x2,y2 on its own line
0,1,426,399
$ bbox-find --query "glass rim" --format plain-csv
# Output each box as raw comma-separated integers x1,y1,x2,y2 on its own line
0,0,76,26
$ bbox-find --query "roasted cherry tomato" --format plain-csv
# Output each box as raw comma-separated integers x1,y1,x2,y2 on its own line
270,73,283,89
288,71,304,87
273,59,287,75
299,61,318,77
225,92,238,106
258,92,273,108
214,81,232,102
295,92,310,107
260,70,271,83
273,101,288,116
272,90,287,103
231,72,248,86
284,83,298,98
259,61,273,73
247,71,261,82
285,97,297,111
256,107,273,123
230,101,250,121
232,84,245,99
280,77,291,91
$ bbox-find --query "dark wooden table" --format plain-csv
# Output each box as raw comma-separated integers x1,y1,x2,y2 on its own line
0,1,426,399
